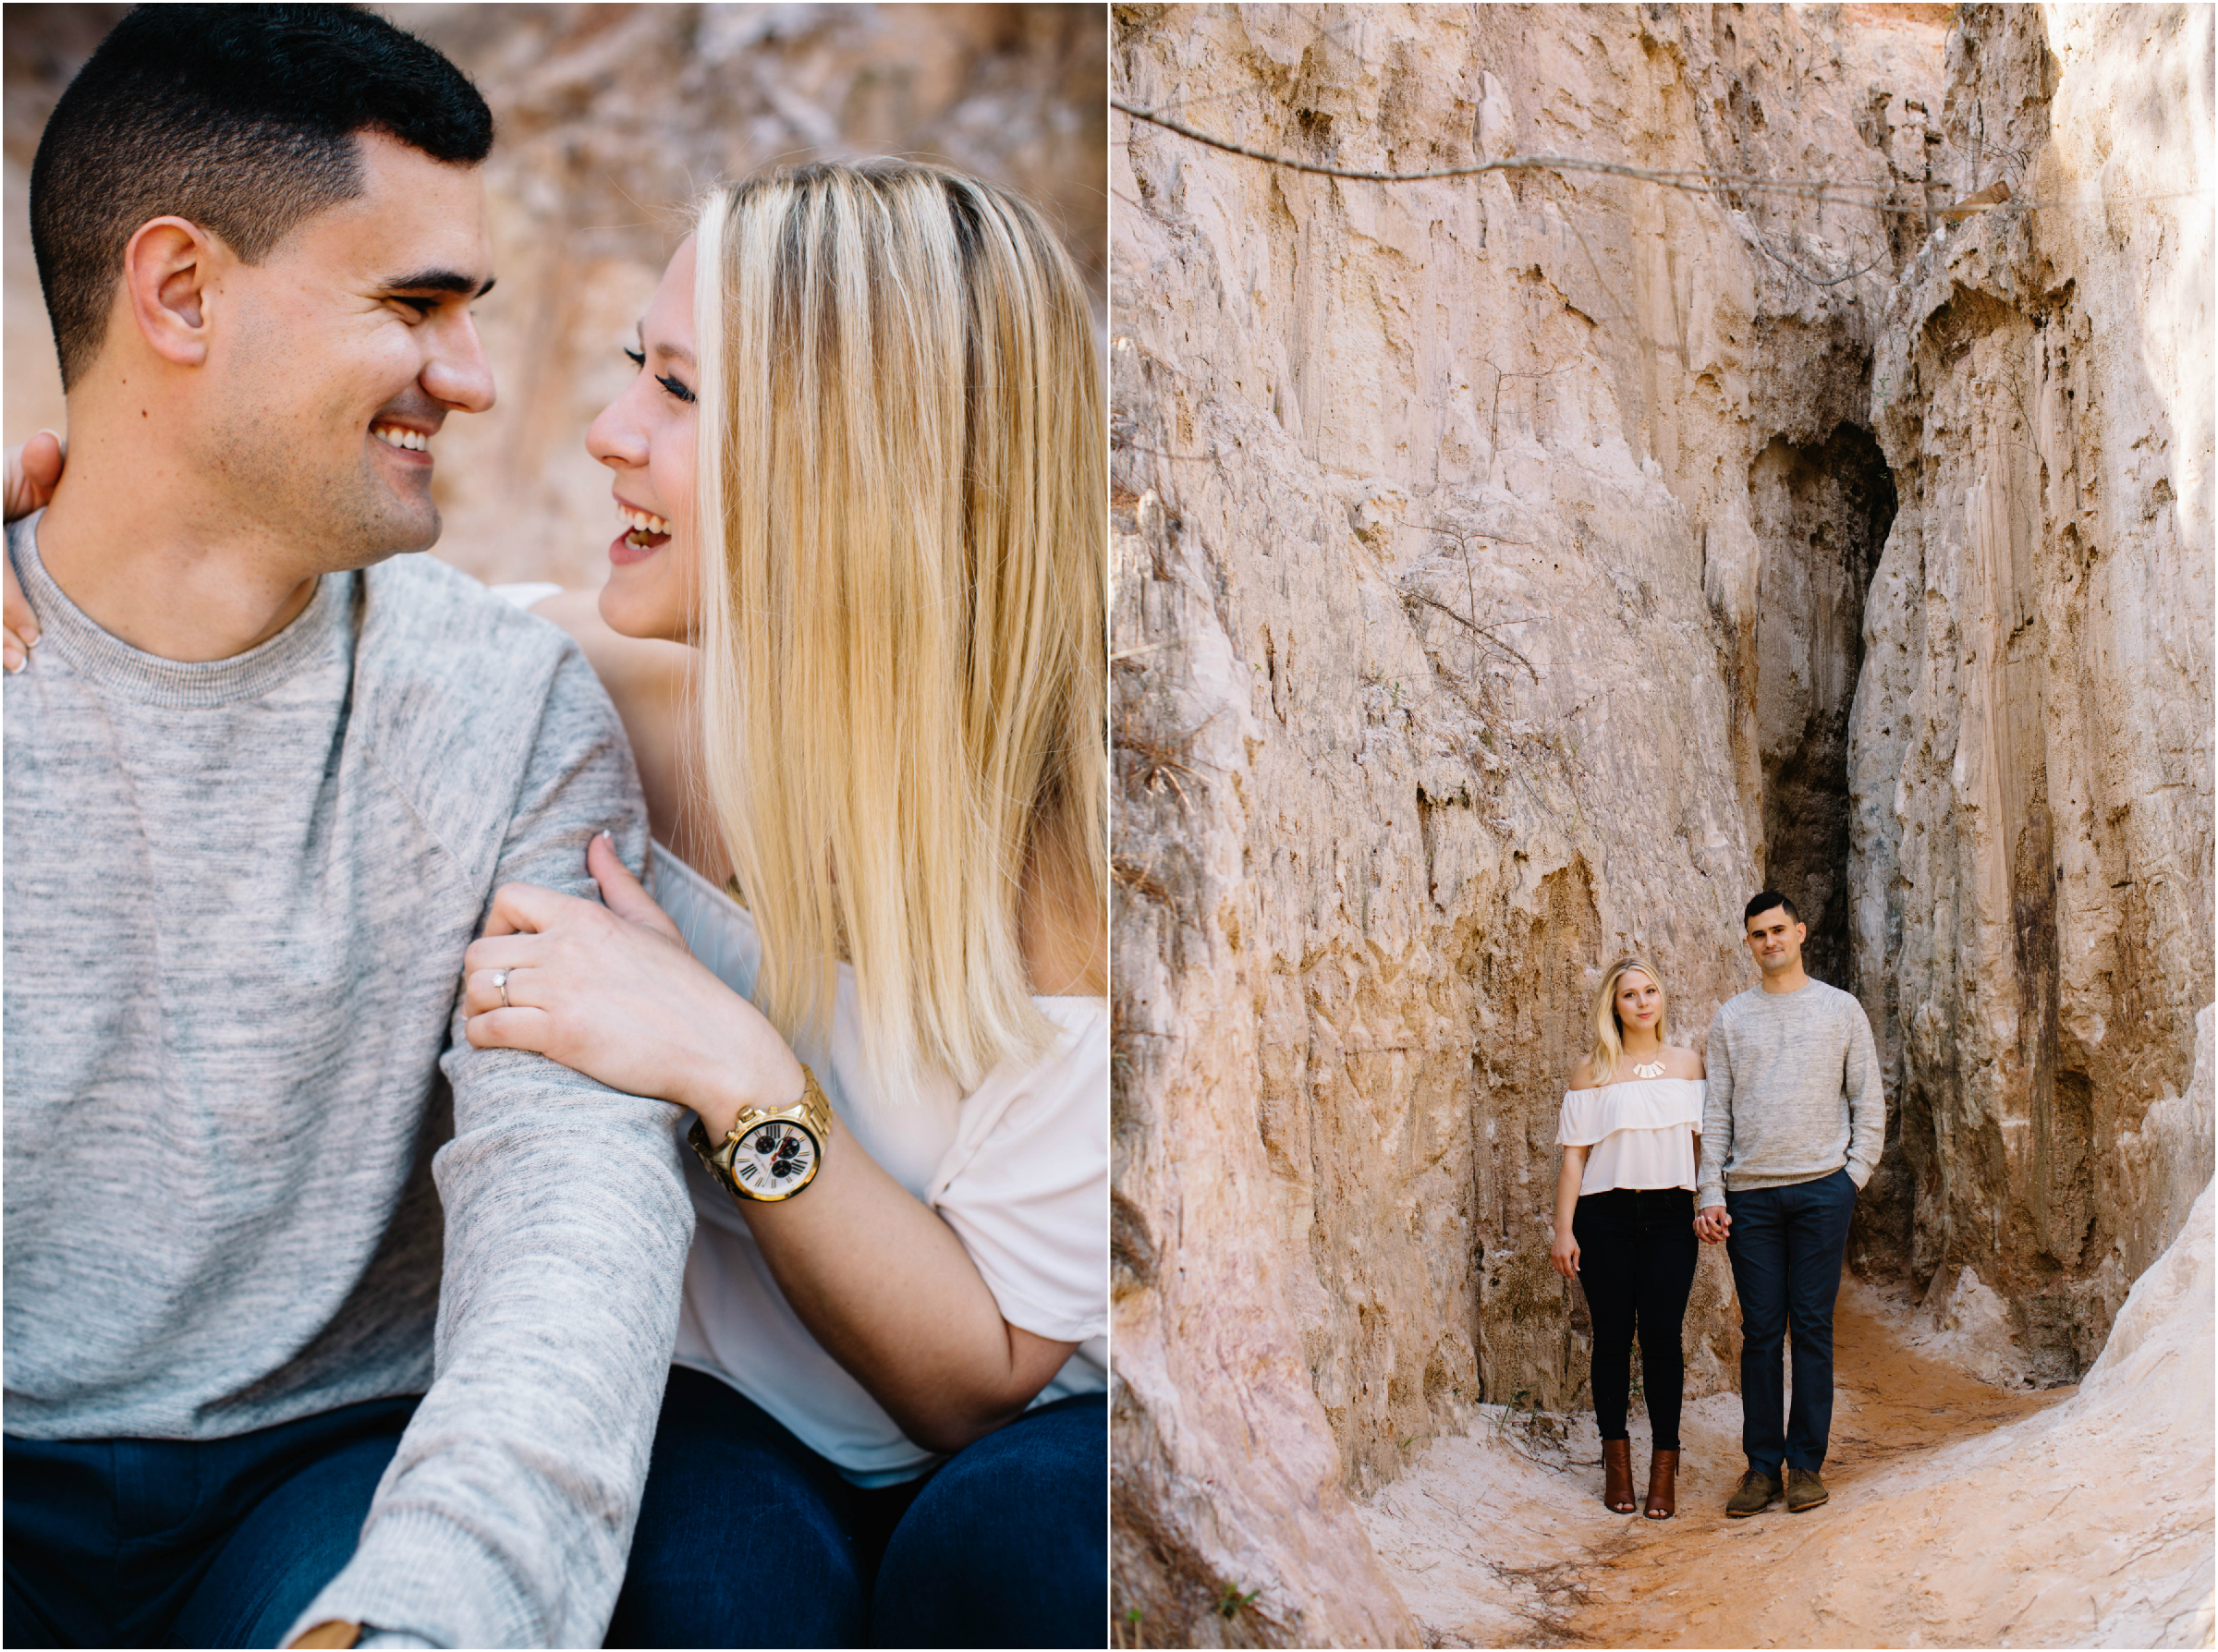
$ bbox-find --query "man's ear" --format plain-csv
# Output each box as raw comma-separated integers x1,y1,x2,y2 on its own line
121,216,227,368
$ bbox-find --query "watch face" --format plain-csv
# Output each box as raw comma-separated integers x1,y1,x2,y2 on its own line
732,1119,820,1198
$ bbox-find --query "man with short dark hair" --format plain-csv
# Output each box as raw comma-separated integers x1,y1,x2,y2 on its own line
1695,891,1885,1518
4,9,691,1646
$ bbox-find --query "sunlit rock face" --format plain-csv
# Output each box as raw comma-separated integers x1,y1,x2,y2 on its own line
1111,3,2207,1643
1850,4,2213,1382
3,3,1105,587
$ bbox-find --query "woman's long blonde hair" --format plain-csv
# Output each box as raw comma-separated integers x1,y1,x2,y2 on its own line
1588,955,1670,1084
689,159,1105,1097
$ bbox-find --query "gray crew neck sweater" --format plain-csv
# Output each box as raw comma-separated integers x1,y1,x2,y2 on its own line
4,516,694,1648
1697,978,1885,1208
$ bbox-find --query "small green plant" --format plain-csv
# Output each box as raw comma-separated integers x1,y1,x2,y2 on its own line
1217,1584,1262,1620
1115,1605,1146,1648
1487,1387,1534,1444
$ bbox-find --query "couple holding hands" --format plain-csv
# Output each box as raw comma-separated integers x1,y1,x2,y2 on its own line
4,6,1103,1648
1552,894,1886,1523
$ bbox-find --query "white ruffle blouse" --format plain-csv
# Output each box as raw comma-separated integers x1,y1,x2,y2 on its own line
655,844,1108,1486
488,586,1106,1485
1555,1076,1705,1195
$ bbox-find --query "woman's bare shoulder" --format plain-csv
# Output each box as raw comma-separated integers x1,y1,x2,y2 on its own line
530,589,691,700
1665,1044,1705,1079
1567,1056,1598,1090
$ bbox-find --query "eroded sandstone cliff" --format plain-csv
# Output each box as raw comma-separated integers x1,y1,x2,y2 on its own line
1110,5,2210,1644
1849,3,2214,1383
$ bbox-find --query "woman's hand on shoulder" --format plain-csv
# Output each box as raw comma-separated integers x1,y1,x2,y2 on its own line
462,832,803,1135
2,432,63,672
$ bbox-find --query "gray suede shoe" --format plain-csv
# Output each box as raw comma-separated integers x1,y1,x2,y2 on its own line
1725,1467,1781,1517
1785,1465,1829,1512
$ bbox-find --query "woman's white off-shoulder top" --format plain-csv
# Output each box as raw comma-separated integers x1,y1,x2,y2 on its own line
488,585,1108,1486
653,844,1108,1486
1556,1076,1704,1195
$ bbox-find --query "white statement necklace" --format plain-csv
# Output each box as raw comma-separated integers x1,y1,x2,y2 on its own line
1631,1059,1666,1079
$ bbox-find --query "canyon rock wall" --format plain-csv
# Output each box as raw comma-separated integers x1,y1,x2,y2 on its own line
1850,2,2214,1381
1111,4,2210,1643
3,3,1105,587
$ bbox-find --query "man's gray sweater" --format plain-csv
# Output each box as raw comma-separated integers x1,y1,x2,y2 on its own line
4,518,694,1647
1698,978,1885,1208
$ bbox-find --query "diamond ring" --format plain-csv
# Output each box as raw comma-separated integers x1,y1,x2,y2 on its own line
491,968,511,1009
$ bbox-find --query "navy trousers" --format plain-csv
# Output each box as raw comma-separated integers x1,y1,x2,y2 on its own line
1724,1167,1858,1476
605,1366,1106,1649
4,1394,419,1649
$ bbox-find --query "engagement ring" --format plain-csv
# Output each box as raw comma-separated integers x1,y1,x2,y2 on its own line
492,968,511,1008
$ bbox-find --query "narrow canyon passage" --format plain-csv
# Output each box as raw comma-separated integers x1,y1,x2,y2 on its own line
1358,1277,2078,1648
1568,1290,2068,1649
1109,6,2213,1642
1749,422,1895,991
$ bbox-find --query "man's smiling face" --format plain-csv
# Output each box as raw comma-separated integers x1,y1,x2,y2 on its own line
200,128,495,568
1744,905,1807,977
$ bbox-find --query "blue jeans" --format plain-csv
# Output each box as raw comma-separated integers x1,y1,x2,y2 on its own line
4,1394,419,1648
606,1367,1105,1649
1724,1167,1858,1476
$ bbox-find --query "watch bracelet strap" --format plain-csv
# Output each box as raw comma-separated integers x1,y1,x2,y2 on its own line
687,1063,832,1196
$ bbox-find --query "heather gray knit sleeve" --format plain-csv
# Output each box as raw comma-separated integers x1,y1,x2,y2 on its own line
287,647,692,1649
1698,1013,1735,1209
1843,996,1885,1189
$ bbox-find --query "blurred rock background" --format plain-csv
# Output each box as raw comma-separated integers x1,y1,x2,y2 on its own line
5,2,1105,587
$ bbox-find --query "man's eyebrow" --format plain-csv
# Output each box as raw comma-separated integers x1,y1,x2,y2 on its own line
383,268,496,298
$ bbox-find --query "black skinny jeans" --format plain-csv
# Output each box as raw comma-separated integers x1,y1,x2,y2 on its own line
1573,1186,1699,1451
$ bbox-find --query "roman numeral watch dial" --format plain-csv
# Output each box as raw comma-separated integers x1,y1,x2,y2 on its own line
688,1065,835,1205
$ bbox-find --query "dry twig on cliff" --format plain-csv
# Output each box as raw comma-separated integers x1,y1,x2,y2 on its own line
1119,98,2209,213
1115,97,1897,206
1112,854,1173,905
1115,704,1223,817
1120,98,1907,289
1408,590,1542,684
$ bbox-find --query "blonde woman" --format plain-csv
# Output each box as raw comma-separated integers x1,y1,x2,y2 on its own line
484,162,1104,1647
1551,957,1704,1519
0,159,1103,1645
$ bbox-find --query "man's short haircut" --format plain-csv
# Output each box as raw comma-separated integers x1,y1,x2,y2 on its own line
1744,890,1800,927
30,4,494,389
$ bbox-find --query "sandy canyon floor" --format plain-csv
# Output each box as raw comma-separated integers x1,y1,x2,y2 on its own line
1357,1237,2215,1650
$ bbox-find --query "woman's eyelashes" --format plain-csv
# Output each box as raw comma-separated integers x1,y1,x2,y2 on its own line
623,346,697,405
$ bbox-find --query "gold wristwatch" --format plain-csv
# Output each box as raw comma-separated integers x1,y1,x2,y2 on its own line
688,1063,834,1203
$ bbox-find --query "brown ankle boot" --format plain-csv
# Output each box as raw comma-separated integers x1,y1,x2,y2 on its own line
1602,1438,1636,1513
1644,1448,1679,1519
